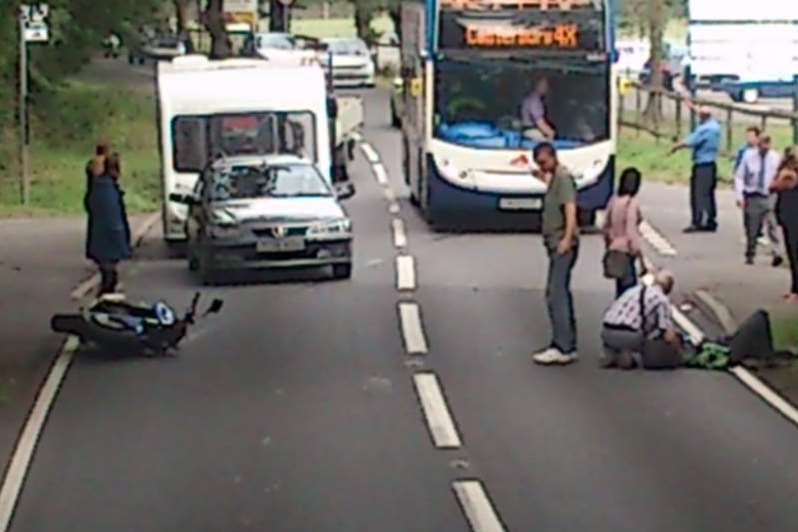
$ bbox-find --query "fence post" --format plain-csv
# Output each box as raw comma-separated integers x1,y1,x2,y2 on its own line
635,85,642,137
760,115,767,134
726,108,733,153
675,97,682,137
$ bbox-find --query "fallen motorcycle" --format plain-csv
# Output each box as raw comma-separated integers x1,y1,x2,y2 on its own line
51,292,223,356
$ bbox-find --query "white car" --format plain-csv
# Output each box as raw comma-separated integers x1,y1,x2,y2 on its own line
320,38,376,88
245,32,299,60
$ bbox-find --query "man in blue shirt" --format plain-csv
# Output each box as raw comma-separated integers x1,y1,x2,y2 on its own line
670,106,721,232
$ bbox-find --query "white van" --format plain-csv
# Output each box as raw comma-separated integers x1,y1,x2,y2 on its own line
156,54,360,242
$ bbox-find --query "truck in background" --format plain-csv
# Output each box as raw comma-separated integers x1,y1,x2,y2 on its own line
687,0,798,103
156,53,362,242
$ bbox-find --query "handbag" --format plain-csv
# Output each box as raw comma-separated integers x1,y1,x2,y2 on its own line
638,286,684,369
602,198,633,280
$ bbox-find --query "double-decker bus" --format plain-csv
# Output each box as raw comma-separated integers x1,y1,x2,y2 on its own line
397,0,618,227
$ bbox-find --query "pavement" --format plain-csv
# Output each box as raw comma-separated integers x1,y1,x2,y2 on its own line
2,88,798,531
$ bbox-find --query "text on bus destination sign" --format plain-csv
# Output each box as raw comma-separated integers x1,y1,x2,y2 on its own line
466,23,578,47
440,0,598,11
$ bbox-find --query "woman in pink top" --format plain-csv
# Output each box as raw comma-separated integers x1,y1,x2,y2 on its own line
603,168,645,297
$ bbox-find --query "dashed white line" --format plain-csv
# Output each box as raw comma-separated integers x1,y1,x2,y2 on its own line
373,163,389,186
640,220,677,257
389,202,401,215
399,302,428,355
730,366,798,426
396,255,417,291
0,337,79,531
452,480,506,532
360,142,380,164
413,373,461,448
383,187,396,202
392,218,408,249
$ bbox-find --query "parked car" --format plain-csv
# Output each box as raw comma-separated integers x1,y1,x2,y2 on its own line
129,34,186,64
170,155,355,284
319,37,376,88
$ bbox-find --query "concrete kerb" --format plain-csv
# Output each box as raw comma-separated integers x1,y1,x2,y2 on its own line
70,212,160,300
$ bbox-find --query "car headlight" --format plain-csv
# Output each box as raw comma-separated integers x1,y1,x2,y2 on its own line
208,210,240,239
307,218,352,239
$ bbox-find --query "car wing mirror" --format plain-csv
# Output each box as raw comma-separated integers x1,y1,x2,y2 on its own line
169,193,195,205
335,182,356,200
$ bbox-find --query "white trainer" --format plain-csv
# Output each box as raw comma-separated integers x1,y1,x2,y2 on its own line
532,348,578,366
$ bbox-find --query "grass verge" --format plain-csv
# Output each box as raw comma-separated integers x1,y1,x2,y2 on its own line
0,80,159,218
772,310,798,353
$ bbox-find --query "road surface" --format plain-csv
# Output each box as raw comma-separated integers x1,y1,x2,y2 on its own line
7,89,798,531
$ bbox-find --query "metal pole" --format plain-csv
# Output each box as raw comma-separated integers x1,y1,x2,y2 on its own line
19,12,30,206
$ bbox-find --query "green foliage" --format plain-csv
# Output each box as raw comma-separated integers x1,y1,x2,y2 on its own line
0,80,159,216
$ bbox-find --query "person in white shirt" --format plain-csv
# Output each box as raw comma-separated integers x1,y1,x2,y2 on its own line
601,271,680,369
734,134,784,266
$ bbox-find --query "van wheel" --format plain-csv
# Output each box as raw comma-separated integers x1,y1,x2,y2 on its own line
332,264,352,279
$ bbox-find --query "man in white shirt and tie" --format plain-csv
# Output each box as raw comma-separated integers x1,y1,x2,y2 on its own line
735,134,784,266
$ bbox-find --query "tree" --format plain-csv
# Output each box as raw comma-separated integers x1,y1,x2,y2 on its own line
199,0,231,58
269,0,288,32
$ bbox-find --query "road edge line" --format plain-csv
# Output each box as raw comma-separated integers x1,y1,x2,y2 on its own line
0,337,79,532
729,366,798,426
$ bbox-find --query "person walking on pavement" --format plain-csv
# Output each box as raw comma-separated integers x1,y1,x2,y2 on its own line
86,153,132,296
530,143,580,365
600,270,680,369
603,167,645,298
734,126,760,173
770,151,798,302
735,134,784,266
669,106,721,233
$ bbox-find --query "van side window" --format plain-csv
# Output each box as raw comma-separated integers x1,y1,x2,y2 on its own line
173,117,208,172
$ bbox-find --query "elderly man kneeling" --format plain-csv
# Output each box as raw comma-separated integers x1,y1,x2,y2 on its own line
601,271,681,369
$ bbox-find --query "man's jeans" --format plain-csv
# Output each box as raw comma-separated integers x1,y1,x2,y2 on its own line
546,245,578,353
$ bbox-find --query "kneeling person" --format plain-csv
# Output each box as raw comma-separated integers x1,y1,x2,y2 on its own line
601,271,680,368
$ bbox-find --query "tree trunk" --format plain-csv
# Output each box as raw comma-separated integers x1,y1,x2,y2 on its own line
270,0,288,32
174,0,195,53
353,3,374,44
201,0,231,59
642,0,664,125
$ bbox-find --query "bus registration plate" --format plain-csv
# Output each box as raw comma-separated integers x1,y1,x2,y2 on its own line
499,198,542,211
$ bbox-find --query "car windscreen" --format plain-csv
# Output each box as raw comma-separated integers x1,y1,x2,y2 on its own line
325,40,368,56
209,164,333,201
172,111,317,173
257,34,295,50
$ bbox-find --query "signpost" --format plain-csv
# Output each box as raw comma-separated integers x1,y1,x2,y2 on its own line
224,0,259,31
18,3,49,206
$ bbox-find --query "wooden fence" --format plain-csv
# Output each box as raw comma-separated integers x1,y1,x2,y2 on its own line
619,81,798,156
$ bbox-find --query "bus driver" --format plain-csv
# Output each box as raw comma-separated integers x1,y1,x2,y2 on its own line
520,76,556,141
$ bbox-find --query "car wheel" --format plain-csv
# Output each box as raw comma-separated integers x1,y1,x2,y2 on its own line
332,263,352,280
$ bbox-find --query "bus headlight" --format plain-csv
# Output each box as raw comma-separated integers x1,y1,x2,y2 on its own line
307,218,352,239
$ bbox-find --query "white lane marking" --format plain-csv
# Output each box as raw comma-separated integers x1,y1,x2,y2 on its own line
373,163,389,186
360,143,380,164
392,218,408,249
399,302,428,355
389,202,401,215
730,366,798,427
640,221,677,257
383,187,396,202
413,373,461,448
396,255,416,291
0,337,79,531
71,212,160,300
351,131,363,143
452,480,506,532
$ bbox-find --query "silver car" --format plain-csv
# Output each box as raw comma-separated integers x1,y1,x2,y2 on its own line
320,38,376,88
170,155,355,285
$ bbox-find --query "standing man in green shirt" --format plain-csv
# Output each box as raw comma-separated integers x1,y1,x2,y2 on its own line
531,143,580,365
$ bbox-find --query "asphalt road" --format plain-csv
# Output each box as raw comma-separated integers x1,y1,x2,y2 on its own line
8,88,798,531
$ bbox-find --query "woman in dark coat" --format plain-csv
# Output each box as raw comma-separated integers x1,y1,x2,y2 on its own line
771,150,798,302
86,153,132,295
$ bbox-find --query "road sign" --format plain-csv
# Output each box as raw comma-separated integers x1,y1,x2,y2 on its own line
20,3,49,22
24,21,48,43
21,4,49,43
224,0,258,28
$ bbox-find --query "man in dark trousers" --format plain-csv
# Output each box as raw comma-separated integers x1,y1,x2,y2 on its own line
734,134,784,266
670,105,721,232
529,143,580,365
